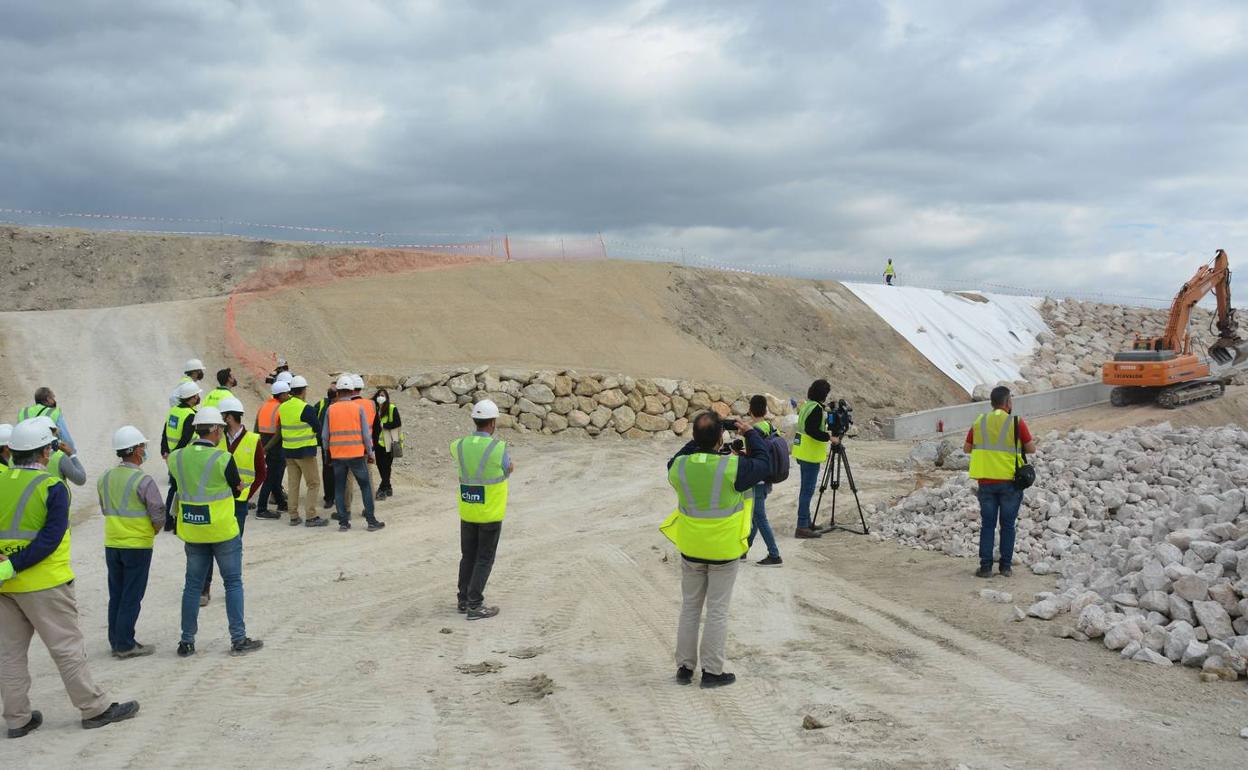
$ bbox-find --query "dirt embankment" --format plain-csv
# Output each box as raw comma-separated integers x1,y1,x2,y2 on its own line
0,226,360,311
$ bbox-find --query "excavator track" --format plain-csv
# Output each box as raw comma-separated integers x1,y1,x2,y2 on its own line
1156,381,1225,409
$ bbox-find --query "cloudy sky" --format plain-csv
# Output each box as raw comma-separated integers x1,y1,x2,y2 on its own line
2,0,1246,300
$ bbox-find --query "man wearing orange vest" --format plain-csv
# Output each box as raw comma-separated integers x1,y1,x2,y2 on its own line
323,375,385,532
254,380,290,520
336,374,375,517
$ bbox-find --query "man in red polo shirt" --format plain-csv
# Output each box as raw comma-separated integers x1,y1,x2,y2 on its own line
963,386,1037,578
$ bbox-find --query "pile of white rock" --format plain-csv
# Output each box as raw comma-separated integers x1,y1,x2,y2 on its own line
971,298,1230,398
378,366,792,439
881,423,1248,677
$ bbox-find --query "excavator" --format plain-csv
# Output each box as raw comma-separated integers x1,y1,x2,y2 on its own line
1103,249,1247,408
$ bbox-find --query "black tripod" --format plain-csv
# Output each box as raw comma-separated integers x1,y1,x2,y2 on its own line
810,441,869,535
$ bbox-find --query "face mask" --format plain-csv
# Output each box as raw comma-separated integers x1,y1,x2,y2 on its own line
376,396,387,404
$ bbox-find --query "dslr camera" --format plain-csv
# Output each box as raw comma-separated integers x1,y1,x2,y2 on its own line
826,399,853,438
719,417,745,453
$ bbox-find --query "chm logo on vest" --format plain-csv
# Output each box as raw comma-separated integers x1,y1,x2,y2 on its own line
460,485,485,504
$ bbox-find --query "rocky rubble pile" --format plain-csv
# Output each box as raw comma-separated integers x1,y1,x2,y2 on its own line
379,366,792,439
881,424,1248,677
971,298,1228,399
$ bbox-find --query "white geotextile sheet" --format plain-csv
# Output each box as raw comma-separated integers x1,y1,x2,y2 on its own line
843,283,1050,394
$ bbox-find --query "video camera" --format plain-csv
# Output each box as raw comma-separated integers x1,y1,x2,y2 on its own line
826,399,853,438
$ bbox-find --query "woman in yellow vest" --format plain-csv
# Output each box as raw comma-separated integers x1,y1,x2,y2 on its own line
792,379,838,538
371,387,402,500
451,400,514,621
97,426,166,658
662,411,772,688
169,407,263,658
1,418,140,735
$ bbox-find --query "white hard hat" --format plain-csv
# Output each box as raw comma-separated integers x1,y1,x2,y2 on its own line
0,423,12,447
335,374,354,391
112,425,148,452
351,374,365,390
33,415,57,432
276,357,288,367
275,371,293,383
218,396,245,415
184,358,205,372
9,418,56,452
175,381,203,401
193,407,225,427
271,381,291,395
471,399,500,420
289,374,308,389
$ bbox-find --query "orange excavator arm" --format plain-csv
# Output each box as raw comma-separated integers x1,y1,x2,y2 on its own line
1153,249,1240,364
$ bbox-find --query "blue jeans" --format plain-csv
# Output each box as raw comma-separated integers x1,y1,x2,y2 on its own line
977,483,1024,569
105,547,152,652
748,484,780,558
182,537,245,644
202,501,249,592
334,457,375,524
796,459,820,529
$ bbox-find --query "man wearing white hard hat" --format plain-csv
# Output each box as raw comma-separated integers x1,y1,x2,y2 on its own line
254,380,291,519
0,424,12,467
161,379,203,528
33,416,86,488
1,418,141,736
198,398,267,605
16,387,77,455
275,375,325,527
169,407,263,657
168,358,207,407
97,426,165,658
264,357,290,386
451,399,516,621
323,375,384,532
336,374,375,516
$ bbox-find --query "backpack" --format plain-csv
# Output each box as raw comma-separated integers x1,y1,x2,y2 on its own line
760,424,790,484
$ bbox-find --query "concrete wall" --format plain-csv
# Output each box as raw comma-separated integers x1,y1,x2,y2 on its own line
883,382,1112,440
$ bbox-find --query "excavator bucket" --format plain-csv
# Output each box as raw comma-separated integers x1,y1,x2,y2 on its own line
1209,338,1248,368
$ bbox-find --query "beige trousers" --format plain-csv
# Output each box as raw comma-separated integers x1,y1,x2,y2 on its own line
676,558,739,676
0,582,111,729
285,456,321,519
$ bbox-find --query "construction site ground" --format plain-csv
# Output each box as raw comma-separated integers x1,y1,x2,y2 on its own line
1,230,1246,768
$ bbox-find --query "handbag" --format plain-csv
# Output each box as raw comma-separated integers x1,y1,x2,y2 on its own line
1012,416,1035,490
387,429,404,459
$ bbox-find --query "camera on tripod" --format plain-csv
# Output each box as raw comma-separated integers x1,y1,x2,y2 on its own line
826,399,853,438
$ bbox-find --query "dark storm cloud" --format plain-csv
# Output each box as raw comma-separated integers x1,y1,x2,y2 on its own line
2,0,1246,298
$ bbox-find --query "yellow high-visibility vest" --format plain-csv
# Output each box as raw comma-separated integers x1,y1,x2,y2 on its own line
0,468,73,593
660,452,752,561
451,435,509,523
969,410,1020,480
792,400,829,464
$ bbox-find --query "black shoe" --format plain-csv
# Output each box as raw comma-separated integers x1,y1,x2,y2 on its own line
321,499,333,510
276,504,289,513
6,711,41,739
230,638,264,656
255,510,280,520
288,516,303,526
82,701,139,730
338,522,351,532
115,643,156,659
757,555,783,566
177,641,195,657
248,502,257,511
676,666,694,685
466,605,499,621
367,520,386,532
794,528,822,539
457,600,468,613
700,671,736,689
975,566,994,578
999,565,1013,577
305,517,328,528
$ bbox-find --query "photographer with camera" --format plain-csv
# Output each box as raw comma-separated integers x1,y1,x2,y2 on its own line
743,395,782,566
661,411,771,688
792,379,840,538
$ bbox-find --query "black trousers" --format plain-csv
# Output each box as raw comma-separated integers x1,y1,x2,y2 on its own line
457,520,502,607
376,447,394,492
321,449,335,505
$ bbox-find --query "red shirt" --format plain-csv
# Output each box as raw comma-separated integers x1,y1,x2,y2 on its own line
966,417,1031,485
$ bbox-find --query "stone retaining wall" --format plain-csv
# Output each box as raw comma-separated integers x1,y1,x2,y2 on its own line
369,367,793,439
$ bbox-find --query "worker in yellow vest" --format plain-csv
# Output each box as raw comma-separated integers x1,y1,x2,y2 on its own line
661,411,771,688
168,358,206,407
275,375,324,527
97,426,165,659
202,368,237,408
792,379,839,538
30,415,86,490
197,397,268,607
884,258,896,285
964,386,1037,578
161,379,202,530
451,400,515,620
0,419,139,737
169,407,263,658
16,387,78,453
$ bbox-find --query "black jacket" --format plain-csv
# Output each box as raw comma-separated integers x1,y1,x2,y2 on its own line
803,403,831,442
